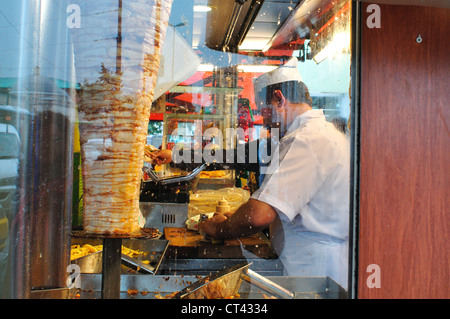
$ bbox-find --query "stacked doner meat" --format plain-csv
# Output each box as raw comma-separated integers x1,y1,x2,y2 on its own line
71,0,174,235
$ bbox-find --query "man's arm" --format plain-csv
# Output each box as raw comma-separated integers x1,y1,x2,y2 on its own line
199,198,277,239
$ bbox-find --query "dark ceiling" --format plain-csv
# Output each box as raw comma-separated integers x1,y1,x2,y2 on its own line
168,0,449,56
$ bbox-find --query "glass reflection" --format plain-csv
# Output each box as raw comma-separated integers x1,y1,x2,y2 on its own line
0,0,352,299
0,0,75,298
149,0,352,297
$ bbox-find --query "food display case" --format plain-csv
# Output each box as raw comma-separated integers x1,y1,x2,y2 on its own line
0,0,353,300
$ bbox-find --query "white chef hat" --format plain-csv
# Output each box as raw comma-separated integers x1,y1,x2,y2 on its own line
254,57,303,95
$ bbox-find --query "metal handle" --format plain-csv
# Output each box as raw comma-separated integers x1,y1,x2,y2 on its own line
243,269,295,299
160,163,206,185
143,163,206,185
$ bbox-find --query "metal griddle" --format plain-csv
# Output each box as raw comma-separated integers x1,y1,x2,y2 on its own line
173,263,294,299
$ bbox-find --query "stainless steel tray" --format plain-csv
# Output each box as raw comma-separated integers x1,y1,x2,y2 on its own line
71,238,169,275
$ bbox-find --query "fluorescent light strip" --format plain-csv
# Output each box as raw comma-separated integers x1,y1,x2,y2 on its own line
193,5,212,12
197,64,214,72
237,65,278,73
197,64,278,73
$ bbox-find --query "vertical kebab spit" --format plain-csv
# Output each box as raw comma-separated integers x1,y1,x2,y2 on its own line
71,0,174,235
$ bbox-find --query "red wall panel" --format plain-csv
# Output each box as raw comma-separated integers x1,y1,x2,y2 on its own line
359,3,449,298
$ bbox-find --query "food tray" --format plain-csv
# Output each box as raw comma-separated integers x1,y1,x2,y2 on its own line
71,237,169,275
198,170,235,190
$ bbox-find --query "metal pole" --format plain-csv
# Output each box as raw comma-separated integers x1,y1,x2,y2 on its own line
101,238,122,299
348,0,362,300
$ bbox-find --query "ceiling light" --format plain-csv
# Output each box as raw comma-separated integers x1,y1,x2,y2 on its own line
197,64,214,72
239,39,272,52
197,64,278,73
237,65,278,73
193,5,213,12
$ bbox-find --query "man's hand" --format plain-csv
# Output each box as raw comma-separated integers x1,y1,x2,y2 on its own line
199,213,228,238
148,149,173,165
144,145,157,162
199,199,276,240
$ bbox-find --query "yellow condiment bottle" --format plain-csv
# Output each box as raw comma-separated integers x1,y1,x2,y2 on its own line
216,198,230,214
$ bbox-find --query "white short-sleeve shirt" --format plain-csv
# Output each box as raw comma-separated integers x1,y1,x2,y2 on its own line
251,109,350,286
252,109,350,240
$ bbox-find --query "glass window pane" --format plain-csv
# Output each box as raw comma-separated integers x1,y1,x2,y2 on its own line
0,0,353,299
0,0,76,298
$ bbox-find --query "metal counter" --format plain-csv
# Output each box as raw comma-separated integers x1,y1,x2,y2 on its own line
71,239,347,299
76,273,347,299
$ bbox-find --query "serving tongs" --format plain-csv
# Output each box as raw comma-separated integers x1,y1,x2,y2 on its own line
120,254,156,274
173,263,294,299
142,163,206,185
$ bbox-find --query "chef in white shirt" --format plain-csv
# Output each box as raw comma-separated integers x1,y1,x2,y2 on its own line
200,57,350,289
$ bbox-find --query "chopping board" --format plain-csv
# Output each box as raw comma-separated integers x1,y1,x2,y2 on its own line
164,227,277,259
